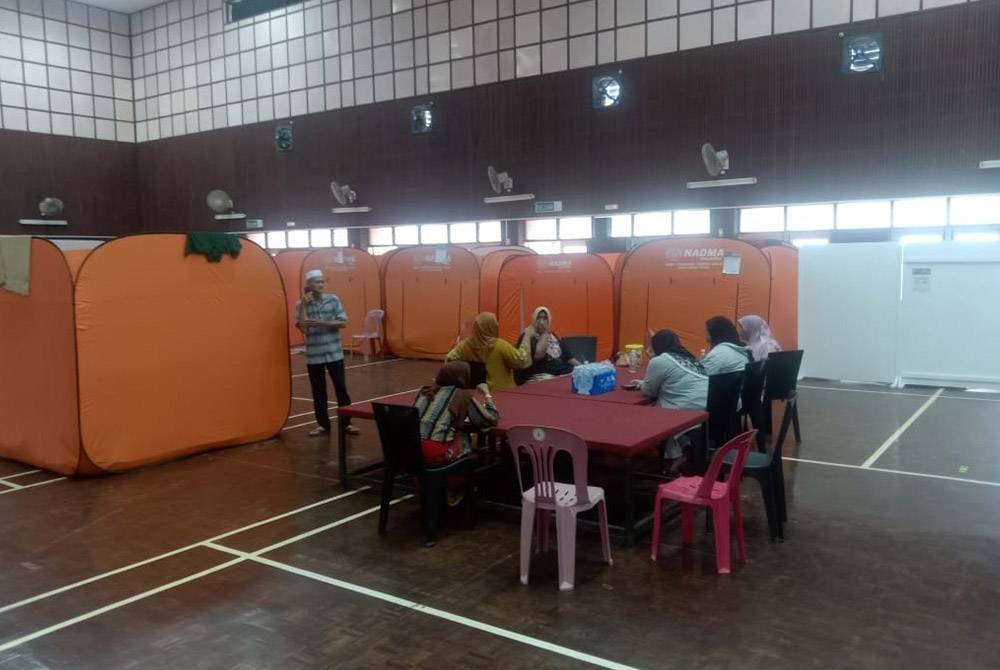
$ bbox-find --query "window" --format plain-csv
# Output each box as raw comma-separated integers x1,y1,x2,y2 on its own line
394,225,419,245
420,224,449,244
287,229,310,248
226,0,300,23
633,212,671,237
246,232,266,248
955,230,1000,243
369,227,393,246
893,197,947,228
266,231,287,249
897,233,943,245
524,241,562,254
368,245,397,256
791,237,829,248
449,222,478,243
525,219,558,240
559,217,592,240
310,229,332,248
673,210,710,235
609,215,633,238
739,207,785,233
949,194,1000,226
332,229,349,247
478,220,502,243
561,242,589,254
836,201,891,229
787,204,834,231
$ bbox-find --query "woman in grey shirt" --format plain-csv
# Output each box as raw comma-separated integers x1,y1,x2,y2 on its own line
702,316,752,375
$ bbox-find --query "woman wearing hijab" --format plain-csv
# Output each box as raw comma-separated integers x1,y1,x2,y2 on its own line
513,306,581,384
413,361,499,465
630,330,708,465
738,314,782,362
446,312,531,391
702,316,753,375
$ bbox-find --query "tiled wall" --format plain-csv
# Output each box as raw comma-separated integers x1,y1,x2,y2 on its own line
0,0,134,140
0,0,974,142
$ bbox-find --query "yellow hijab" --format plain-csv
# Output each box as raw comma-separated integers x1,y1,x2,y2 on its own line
467,312,499,361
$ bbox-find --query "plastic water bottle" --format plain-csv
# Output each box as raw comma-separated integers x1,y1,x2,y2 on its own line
575,365,594,395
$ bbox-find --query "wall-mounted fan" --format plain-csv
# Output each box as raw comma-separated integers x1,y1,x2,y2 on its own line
206,189,246,220
701,143,730,177
487,166,514,194
330,181,357,206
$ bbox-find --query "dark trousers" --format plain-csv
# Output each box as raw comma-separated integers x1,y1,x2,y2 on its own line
307,360,352,430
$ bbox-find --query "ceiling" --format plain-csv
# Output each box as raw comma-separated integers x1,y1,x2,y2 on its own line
82,0,174,16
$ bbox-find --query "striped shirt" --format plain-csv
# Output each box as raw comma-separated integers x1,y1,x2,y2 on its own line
413,386,499,456
295,293,348,364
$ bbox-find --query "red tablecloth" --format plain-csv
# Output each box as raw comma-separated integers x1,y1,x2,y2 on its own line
339,389,705,456
501,370,651,405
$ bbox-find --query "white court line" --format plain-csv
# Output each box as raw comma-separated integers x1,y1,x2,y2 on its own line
860,389,943,468
0,477,67,497
799,384,1000,403
291,358,404,378
0,469,42,481
0,495,410,654
0,487,369,615
203,545,638,670
281,387,422,432
784,457,1000,488
0,480,21,489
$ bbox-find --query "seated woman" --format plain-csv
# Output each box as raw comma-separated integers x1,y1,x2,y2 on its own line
514,306,581,384
447,312,531,391
738,314,782,362
413,361,499,466
633,330,708,466
702,316,753,375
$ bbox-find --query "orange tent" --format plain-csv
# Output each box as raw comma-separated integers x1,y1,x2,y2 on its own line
467,245,535,315
274,250,312,346
496,254,616,361
761,244,799,350
617,238,780,356
382,246,480,358
302,247,381,355
0,235,290,475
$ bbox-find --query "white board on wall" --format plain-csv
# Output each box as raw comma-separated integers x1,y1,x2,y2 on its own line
798,243,902,384
900,242,1000,389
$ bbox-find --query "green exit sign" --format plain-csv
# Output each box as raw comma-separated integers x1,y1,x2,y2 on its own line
245,218,263,229
534,200,563,214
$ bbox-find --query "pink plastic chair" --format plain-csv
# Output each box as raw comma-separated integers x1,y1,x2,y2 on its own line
508,426,612,591
351,309,385,361
650,430,756,574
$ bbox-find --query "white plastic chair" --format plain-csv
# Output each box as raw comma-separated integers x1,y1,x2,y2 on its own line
508,425,612,591
351,309,384,361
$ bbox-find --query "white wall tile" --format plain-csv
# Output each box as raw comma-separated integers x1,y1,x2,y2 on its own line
373,16,392,44
451,0,473,28
618,0,645,26
25,84,48,108
541,7,565,40
394,68,414,97
427,3,448,33
373,43,392,72
73,113,94,137
569,1,594,36
354,77,373,104
0,81,24,106
498,48,514,80
451,55,473,87
450,26,472,58
515,0,540,14
679,10,710,50
648,0,677,20
373,71,393,99
773,0,809,34
51,110,73,135
647,17,676,55
0,57,22,82
568,33,595,68
428,31,448,61
429,60,449,90
474,21,496,53
812,0,849,28
474,52,496,83
393,39,413,67
597,0,613,30
23,61,46,85
515,12,539,46
474,0,497,23
617,23,644,60
879,0,920,17
27,108,50,132
852,0,876,21
393,12,413,40
515,43,539,76
713,7,734,44
596,28,613,63
541,38,566,72
2,105,27,131
498,17,513,48
738,1,771,40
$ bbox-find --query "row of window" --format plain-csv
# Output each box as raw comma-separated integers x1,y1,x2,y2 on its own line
246,227,349,249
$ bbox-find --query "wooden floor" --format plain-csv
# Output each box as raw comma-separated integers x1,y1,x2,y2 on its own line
2,357,999,669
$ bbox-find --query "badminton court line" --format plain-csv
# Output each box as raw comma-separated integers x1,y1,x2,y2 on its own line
0,477,67,497
783,456,1000,488
861,389,943,468
281,387,421,432
0,495,411,655
0,487,370,614
291,358,403,378
0,469,42,481
799,384,1000,403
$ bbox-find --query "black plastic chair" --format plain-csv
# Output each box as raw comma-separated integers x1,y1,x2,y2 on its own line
707,371,744,449
372,402,475,547
467,361,488,388
739,359,767,452
559,335,598,363
763,350,804,452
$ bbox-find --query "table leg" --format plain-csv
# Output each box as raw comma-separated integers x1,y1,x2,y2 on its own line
697,421,709,474
624,455,635,548
338,420,350,491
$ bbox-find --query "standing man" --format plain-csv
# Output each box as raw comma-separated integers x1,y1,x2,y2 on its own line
296,269,359,437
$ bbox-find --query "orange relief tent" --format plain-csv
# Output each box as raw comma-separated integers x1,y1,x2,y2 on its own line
274,250,312,346
302,247,381,353
0,235,290,475
760,244,799,350
466,245,535,315
496,254,616,361
617,238,776,356
382,246,480,358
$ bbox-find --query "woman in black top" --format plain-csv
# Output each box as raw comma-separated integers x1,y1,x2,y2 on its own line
514,306,581,384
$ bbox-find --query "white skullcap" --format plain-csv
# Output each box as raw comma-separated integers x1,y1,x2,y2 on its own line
305,269,324,280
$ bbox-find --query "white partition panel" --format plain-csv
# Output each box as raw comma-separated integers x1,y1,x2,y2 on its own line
900,243,1000,389
798,243,902,384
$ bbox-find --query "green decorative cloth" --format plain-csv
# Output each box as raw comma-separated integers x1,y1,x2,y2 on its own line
185,233,242,263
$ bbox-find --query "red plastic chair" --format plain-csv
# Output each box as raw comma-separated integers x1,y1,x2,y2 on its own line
508,426,613,591
650,430,756,574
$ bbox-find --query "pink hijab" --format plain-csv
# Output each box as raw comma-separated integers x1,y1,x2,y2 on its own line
738,315,781,362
